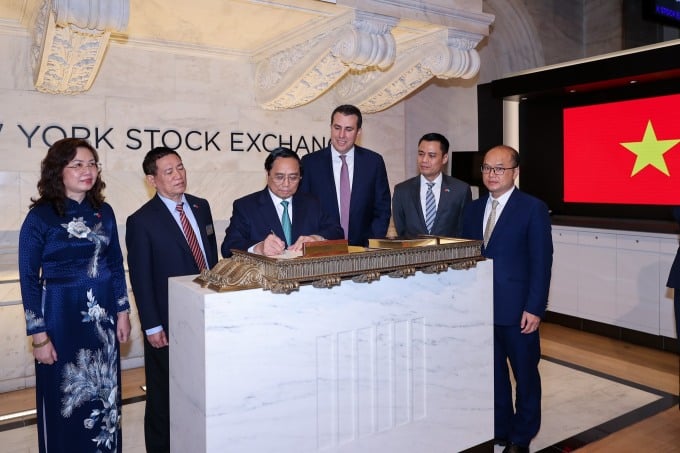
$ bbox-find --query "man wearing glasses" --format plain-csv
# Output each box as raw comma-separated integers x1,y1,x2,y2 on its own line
462,145,553,453
221,147,344,258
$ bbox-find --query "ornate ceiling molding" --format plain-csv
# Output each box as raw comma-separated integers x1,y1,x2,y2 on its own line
254,1,493,111
254,11,398,111
333,29,482,113
32,0,129,94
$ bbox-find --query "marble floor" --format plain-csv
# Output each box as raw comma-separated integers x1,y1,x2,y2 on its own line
1,356,676,453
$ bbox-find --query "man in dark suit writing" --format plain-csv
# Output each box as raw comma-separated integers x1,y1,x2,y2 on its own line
392,132,472,237
222,147,344,258
126,147,219,453
462,145,553,453
299,104,391,246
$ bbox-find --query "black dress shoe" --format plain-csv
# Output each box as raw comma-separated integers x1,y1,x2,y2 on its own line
502,443,529,453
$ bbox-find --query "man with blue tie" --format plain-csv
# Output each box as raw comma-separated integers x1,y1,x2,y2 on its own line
299,105,391,246
126,147,219,453
462,145,553,453
221,147,344,258
392,132,472,237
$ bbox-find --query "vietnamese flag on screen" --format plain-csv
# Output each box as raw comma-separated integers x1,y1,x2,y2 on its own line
564,93,680,205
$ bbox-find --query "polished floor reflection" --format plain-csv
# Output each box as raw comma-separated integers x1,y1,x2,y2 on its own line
1,323,679,452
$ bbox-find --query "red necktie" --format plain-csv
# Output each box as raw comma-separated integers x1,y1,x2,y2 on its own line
176,203,207,271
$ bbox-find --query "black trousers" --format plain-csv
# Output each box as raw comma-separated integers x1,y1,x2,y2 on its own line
143,338,170,453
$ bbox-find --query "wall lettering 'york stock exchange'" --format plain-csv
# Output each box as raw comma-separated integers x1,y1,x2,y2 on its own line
8,123,330,154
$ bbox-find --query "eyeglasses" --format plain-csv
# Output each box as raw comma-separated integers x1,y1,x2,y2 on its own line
66,161,102,172
481,164,517,175
271,174,300,183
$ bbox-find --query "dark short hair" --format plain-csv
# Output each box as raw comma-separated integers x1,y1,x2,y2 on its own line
331,104,363,129
418,133,449,155
142,147,182,176
264,147,302,175
30,138,105,216
486,145,520,167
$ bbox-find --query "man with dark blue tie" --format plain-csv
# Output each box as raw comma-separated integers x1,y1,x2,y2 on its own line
221,147,344,258
462,145,553,453
299,105,391,246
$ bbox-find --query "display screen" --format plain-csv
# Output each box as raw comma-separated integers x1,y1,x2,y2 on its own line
563,93,680,205
643,0,680,27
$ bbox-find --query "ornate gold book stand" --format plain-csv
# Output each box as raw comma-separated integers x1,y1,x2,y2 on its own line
194,237,483,294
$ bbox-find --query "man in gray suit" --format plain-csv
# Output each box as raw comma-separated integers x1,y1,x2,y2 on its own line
392,132,472,237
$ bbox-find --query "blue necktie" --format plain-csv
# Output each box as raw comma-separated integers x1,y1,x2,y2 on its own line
281,200,292,246
425,182,436,234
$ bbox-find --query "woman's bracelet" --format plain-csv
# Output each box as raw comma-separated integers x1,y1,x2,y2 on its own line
32,336,51,348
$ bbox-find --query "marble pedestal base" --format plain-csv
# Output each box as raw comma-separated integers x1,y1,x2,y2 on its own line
169,260,494,452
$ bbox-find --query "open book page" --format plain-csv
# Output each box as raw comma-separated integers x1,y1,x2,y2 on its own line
270,249,303,259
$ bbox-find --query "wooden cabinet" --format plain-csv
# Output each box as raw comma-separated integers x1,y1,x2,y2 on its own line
549,226,677,338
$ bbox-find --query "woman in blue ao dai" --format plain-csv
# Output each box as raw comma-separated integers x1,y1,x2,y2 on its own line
18,138,131,452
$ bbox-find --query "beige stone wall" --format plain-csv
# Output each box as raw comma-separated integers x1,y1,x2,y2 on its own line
0,33,408,392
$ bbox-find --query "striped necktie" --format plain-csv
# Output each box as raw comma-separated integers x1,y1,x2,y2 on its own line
176,203,207,271
425,182,436,234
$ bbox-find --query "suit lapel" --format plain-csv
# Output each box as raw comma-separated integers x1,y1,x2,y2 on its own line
486,189,518,248
152,195,190,253
433,176,454,231
291,194,308,239
348,147,366,218
185,195,213,265
408,178,427,231
321,148,340,214
259,189,286,239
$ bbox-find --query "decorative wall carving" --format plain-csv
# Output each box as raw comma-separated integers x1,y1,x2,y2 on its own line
335,33,482,112
26,0,493,106
32,0,129,94
255,12,398,111
254,3,492,112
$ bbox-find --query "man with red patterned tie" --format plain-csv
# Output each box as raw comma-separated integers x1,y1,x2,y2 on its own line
126,147,219,453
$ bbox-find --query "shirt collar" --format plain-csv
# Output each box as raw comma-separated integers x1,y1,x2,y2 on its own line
420,173,443,186
331,145,355,159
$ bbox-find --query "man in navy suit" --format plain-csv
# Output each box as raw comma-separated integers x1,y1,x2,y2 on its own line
392,132,472,237
462,145,553,453
299,105,391,246
126,147,219,453
222,147,344,258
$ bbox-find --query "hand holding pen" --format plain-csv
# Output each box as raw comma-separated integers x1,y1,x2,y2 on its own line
254,230,286,256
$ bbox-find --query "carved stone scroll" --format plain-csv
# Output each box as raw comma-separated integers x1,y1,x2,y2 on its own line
255,12,397,110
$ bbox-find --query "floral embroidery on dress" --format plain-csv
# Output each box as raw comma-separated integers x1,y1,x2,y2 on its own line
61,289,120,451
61,217,111,278
24,309,45,330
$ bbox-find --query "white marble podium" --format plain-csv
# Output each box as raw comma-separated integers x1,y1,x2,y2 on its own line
168,260,494,452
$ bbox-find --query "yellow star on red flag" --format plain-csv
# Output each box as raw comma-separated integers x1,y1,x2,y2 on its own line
620,120,680,176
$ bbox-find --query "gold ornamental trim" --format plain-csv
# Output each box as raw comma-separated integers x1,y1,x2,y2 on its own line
194,237,483,294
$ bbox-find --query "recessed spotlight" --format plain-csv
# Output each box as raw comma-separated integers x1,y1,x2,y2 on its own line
569,89,576,93
629,80,638,84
